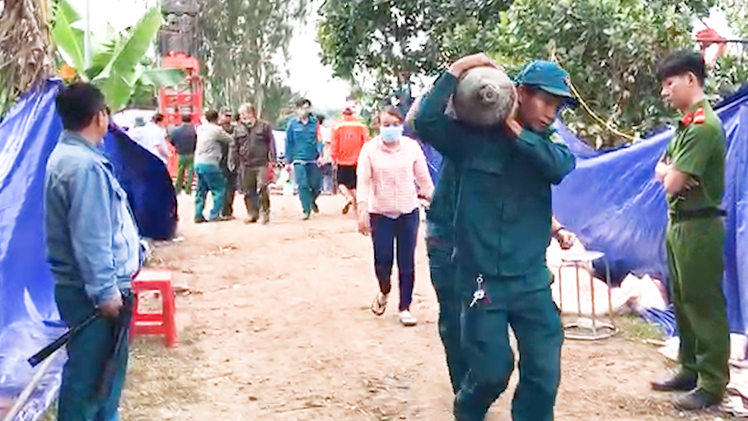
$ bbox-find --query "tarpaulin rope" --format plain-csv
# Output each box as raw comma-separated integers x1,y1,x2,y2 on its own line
550,48,639,143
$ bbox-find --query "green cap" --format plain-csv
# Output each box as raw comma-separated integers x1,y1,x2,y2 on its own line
514,60,575,103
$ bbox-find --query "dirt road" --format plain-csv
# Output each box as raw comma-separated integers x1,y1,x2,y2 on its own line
121,194,726,421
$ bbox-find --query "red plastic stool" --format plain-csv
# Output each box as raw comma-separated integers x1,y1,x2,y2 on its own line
130,269,178,347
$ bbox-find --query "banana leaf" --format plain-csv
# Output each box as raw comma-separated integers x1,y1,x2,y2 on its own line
52,0,86,74
94,6,163,112
85,39,118,80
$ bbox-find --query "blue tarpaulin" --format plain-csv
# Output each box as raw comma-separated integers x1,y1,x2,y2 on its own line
0,81,176,420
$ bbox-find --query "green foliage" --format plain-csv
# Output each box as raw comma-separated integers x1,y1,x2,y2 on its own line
198,0,306,123
93,8,164,111
52,0,86,71
493,0,695,146
485,0,748,147
719,0,748,38
52,0,185,112
317,0,511,94
318,0,747,148
711,53,748,97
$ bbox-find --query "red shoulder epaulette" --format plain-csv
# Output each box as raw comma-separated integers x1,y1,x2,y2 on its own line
680,107,707,126
692,107,706,124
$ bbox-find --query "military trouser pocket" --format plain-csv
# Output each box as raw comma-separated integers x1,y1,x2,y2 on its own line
461,298,515,385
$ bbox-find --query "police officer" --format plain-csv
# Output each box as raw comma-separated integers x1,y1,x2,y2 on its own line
651,50,729,410
415,53,576,421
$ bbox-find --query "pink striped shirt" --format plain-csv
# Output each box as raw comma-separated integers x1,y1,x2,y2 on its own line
356,136,434,217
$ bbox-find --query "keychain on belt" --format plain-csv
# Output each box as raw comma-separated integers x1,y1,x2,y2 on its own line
470,274,487,307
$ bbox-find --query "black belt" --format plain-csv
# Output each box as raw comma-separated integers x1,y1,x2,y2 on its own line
670,208,726,223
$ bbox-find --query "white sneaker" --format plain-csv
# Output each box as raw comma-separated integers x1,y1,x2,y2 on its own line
399,310,417,327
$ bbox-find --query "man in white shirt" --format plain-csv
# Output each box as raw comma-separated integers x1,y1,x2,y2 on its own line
130,113,170,165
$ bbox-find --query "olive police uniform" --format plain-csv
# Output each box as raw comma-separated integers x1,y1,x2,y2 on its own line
415,61,576,421
664,100,729,398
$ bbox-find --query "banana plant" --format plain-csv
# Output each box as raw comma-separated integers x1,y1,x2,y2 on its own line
52,0,185,112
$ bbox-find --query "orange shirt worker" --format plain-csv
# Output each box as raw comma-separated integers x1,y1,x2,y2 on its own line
331,105,370,214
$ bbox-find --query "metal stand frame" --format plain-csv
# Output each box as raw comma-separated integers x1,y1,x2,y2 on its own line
557,251,618,340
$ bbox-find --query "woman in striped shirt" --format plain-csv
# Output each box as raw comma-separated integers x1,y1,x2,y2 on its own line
357,107,435,326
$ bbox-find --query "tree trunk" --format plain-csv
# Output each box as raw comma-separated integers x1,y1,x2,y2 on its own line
0,0,54,116
255,64,264,119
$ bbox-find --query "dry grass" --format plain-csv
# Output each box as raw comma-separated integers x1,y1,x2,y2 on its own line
121,329,205,421
37,328,204,421
616,314,666,342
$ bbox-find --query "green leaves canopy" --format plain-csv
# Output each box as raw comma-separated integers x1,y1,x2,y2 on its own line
498,0,695,146
317,0,511,93
318,0,745,148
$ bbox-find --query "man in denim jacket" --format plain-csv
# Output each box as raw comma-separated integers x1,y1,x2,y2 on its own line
45,82,142,421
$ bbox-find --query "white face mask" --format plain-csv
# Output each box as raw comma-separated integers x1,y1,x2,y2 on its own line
380,125,403,143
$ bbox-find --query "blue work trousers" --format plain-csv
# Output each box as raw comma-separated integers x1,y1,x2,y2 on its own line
455,269,563,421
55,285,131,421
292,162,322,216
426,235,466,394
194,162,226,220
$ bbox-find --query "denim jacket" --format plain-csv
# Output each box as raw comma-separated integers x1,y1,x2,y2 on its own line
44,131,141,304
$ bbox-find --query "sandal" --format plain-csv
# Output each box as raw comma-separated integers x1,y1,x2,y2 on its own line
371,293,388,316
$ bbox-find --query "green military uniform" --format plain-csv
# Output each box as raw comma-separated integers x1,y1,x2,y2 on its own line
663,100,729,397
415,64,576,421
424,159,467,394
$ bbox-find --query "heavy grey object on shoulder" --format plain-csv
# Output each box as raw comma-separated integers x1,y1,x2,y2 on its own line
406,66,515,128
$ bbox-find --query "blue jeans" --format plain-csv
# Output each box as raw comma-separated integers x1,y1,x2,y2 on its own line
55,285,131,421
293,163,322,215
370,210,420,311
194,162,226,220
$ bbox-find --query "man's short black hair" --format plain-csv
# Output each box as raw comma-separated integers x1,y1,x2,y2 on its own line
55,82,107,131
296,98,311,108
152,113,165,124
205,109,219,123
657,50,707,86
181,114,191,123
219,106,232,116
317,114,326,124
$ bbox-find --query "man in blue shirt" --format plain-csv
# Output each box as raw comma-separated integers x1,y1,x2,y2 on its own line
45,82,142,421
285,98,323,220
